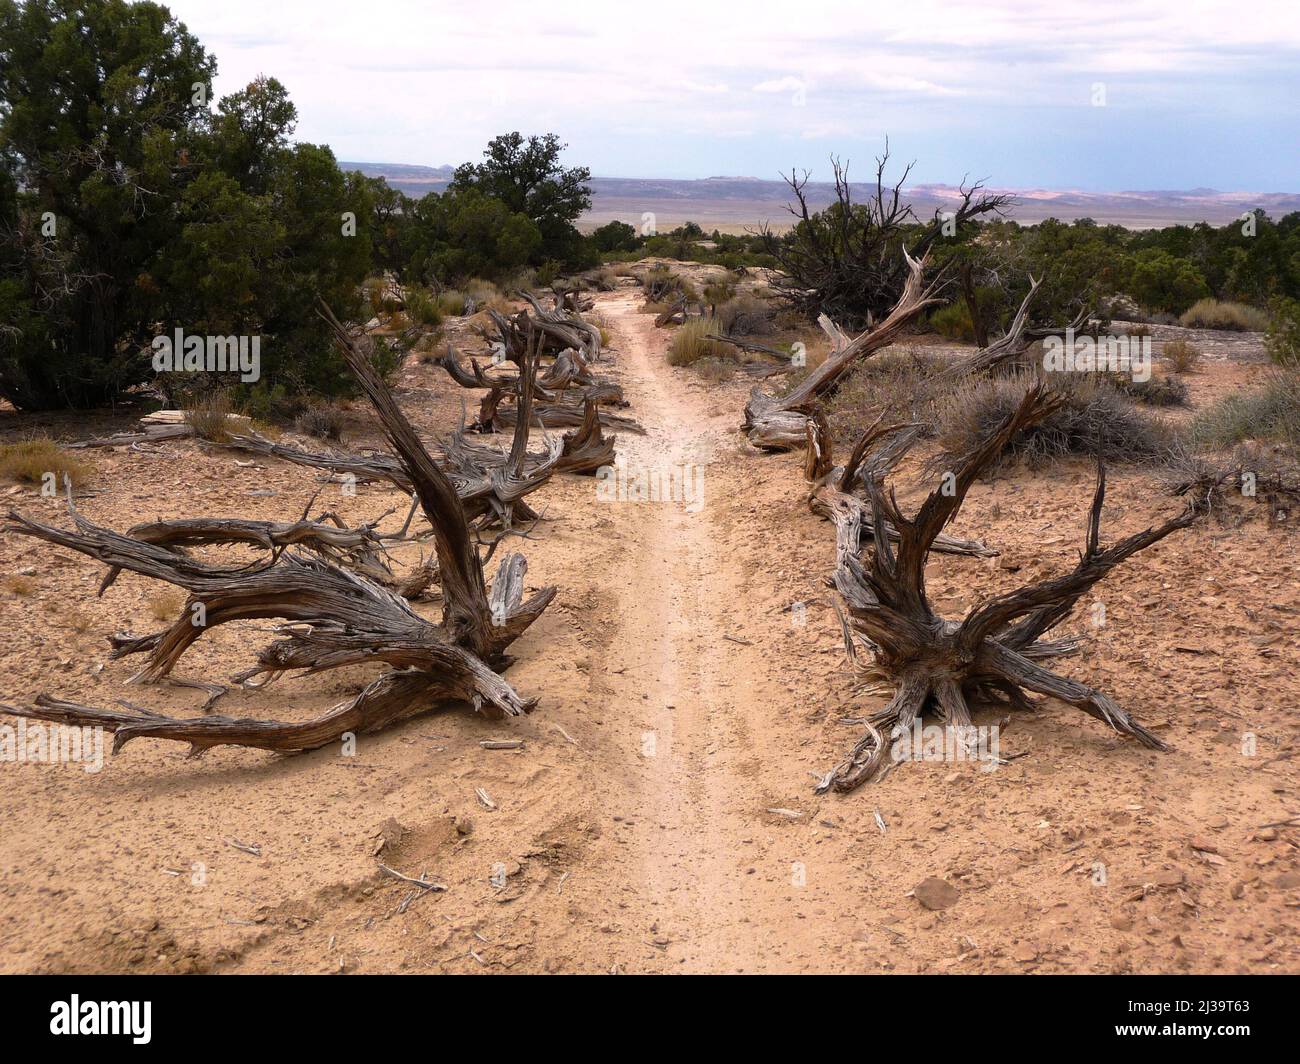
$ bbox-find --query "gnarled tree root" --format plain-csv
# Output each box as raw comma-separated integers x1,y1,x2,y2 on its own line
0,299,557,762
818,383,1203,793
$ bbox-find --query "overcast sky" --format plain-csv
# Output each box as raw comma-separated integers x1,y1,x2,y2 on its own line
166,0,1299,191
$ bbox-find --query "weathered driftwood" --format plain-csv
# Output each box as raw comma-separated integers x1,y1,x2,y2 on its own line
803,409,996,560
68,423,197,449
742,249,940,450
125,507,439,600
817,383,1203,792
0,299,556,759
556,398,618,475
442,303,633,436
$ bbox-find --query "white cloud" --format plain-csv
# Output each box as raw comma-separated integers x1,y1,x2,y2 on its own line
162,0,1299,185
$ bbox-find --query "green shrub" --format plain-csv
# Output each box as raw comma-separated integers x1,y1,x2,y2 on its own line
1265,297,1300,367
928,301,977,341
405,287,443,326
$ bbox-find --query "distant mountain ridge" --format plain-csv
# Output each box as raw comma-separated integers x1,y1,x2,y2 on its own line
341,161,1300,232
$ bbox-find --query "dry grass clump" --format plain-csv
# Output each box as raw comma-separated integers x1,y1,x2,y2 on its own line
587,312,614,348
695,359,737,383
1190,370,1300,457
147,590,185,622
0,438,94,489
1108,372,1189,407
821,348,951,442
1179,299,1269,332
60,606,94,633
1163,339,1202,373
717,294,776,336
436,290,468,317
183,391,236,442
936,373,1176,471
2,573,36,596
294,402,346,442
667,319,726,366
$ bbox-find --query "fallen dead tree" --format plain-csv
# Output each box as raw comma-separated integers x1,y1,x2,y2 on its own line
125,503,439,600
803,409,995,559
816,383,1205,792
440,302,642,438
742,249,940,450
0,300,557,758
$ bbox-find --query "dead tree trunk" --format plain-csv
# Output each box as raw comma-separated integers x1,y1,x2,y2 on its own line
125,506,438,599
0,300,556,760
804,410,995,559
743,249,940,450
817,383,1203,792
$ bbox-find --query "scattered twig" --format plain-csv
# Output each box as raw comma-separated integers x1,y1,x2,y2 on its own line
377,862,446,892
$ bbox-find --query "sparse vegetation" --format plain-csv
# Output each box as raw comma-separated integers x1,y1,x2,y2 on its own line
1163,339,1202,373
147,590,186,622
1109,372,1189,406
936,373,1176,470
294,403,347,442
1265,296,1300,367
0,438,93,488
183,391,237,442
667,318,725,366
822,348,951,441
717,294,776,336
1179,298,1270,332
2,574,35,596
1191,371,1300,455
404,286,443,326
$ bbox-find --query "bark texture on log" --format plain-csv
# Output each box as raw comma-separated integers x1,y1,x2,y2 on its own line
817,383,1203,792
743,249,940,450
0,300,557,761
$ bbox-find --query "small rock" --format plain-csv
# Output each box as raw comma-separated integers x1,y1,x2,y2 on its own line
914,877,960,910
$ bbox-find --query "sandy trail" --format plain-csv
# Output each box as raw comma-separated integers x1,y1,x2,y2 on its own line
585,292,787,971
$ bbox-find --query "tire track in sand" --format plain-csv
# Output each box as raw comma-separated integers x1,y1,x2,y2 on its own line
591,291,821,973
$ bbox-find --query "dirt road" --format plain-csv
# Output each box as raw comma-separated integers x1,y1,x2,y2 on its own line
1,289,1297,974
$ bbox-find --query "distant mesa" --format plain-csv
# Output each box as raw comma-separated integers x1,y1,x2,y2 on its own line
341,161,1300,231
